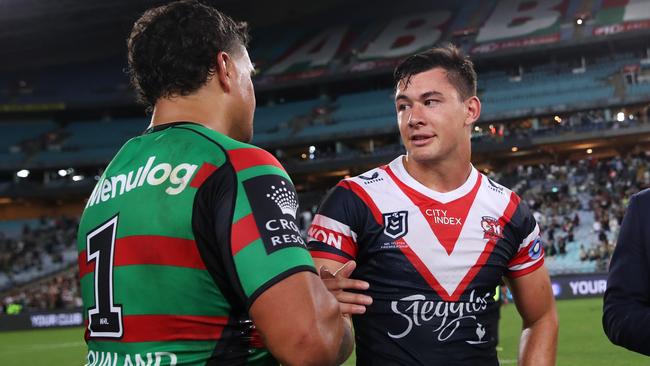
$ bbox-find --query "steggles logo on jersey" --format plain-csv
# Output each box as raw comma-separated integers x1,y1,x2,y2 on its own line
388,290,491,343
359,172,384,185
383,211,408,239
266,181,299,219
480,216,503,240
86,156,198,208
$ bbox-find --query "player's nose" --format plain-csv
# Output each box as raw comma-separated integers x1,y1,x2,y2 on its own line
407,106,425,127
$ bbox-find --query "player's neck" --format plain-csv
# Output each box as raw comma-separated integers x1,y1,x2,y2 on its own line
402,155,473,193
150,91,232,136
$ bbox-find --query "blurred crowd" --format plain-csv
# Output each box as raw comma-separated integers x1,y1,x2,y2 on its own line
1,270,81,315
1,154,650,313
493,153,650,271
0,216,78,278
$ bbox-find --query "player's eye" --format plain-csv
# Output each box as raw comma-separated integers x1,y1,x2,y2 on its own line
396,104,410,111
424,99,440,106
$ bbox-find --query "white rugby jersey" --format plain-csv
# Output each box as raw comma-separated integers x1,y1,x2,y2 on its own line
308,156,543,365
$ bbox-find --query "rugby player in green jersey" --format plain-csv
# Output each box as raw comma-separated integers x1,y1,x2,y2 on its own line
77,1,370,365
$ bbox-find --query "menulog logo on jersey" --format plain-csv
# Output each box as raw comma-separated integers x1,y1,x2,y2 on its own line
86,156,198,207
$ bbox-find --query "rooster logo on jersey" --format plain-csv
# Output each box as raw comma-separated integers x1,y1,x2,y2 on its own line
481,216,502,240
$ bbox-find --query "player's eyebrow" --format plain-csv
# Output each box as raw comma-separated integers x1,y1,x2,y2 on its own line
395,90,443,102
395,94,410,103
420,91,444,99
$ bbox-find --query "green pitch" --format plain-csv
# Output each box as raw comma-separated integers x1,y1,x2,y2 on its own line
1,298,648,366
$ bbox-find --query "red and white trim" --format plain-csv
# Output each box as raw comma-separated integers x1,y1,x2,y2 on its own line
309,214,358,242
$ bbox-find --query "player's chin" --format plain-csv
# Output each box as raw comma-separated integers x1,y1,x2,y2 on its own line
408,148,439,163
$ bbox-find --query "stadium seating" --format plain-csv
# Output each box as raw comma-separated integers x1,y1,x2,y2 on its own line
0,219,40,239
330,90,395,123
479,55,642,116
0,217,78,292
255,99,324,133
544,210,598,274
0,120,57,153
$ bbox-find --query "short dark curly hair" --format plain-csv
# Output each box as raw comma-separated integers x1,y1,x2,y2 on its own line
393,44,477,101
127,0,250,108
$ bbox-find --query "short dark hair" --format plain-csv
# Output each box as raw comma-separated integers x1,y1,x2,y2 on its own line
127,0,250,108
393,44,477,100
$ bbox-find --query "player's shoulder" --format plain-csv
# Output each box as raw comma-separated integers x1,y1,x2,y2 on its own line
174,124,285,174
479,171,517,200
225,143,286,178
341,165,388,188
477,170,534,222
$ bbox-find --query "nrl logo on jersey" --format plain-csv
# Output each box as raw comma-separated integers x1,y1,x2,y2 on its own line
383,211,408,239
358,172,383,185
481,216,503,240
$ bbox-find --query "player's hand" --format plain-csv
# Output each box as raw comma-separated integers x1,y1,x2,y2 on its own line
319,260,372,315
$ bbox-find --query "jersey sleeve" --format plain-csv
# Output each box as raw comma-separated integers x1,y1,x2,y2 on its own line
194,147,316,309
505,200,545,278
307,180,365,264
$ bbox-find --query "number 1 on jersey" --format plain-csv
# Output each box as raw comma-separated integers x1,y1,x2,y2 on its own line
87,215,123,338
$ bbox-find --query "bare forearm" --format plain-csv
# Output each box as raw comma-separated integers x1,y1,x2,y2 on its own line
518,314,558,366
252,272,354,366
334,315,354,365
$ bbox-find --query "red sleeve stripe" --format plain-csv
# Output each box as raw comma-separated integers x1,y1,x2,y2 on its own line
231,214,262,255
311,214,357,241
307,224,357,258
508,255,544,271
310,251,351,264
508,239,544,267
228,147,285,173
507,257,545,278
190,162,219,188
78,236,205,278
85,315,229,343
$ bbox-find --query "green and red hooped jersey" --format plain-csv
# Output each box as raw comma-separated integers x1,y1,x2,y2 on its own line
77,122,316,366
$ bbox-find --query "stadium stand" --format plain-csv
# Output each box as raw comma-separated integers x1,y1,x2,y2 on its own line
0,216,79,293
1,0,650,318
1,268,81,314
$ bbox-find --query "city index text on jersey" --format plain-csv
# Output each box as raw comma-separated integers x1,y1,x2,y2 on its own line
86,156,198,208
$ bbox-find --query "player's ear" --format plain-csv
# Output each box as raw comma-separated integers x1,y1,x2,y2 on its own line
464,96,481,126
216,51,233,93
